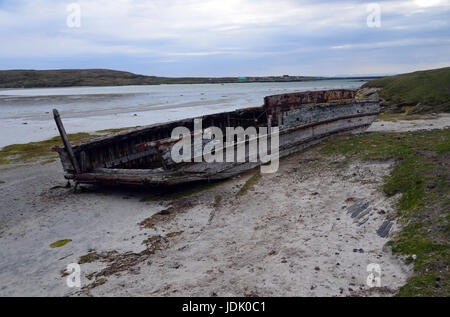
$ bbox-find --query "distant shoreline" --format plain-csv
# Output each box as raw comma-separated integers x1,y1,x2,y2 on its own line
0,69,382,89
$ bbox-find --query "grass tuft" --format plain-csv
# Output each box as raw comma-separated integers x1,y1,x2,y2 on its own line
50,239,72,248
0,133,92,165
236,173,262,197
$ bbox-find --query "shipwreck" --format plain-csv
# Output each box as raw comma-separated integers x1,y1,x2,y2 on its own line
52,89,380,186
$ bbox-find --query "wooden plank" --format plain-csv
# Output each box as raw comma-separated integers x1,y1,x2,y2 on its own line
53,109,81,174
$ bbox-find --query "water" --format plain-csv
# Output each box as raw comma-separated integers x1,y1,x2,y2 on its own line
0,79,367,148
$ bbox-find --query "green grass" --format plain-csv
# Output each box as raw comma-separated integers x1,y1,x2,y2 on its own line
0,159,12,165
382,157,435,214
363,67,450,113
320,129,450,296
49,239,72,248
321,129,450,160
0,133,92,165
236,173,262,197
97,126,141,134
376,111,438,122
320,132,412,161
79,252,101,264
0,125,145,167
396,272,449,297
387,222,448,271
78,251,118,264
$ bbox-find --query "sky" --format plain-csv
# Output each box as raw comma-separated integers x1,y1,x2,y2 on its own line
0,0,449,77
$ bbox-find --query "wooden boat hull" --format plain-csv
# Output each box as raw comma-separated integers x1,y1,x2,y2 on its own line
52,90,380,187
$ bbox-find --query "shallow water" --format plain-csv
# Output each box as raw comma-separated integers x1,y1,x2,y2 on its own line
0,79,366,148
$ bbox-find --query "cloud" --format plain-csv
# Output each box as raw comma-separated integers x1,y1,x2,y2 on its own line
0,0,449,76
414,0,448,7
330,38,450,50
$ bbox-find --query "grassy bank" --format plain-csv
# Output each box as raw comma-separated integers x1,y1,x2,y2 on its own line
0,133,93,166
0,125,144,167
376,111,439,122
363,67,450,113
320,129,449,296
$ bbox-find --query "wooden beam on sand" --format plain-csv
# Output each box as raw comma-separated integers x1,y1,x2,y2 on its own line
53,109,81,174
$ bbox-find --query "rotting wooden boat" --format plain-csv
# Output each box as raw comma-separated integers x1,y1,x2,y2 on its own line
52,89,380,187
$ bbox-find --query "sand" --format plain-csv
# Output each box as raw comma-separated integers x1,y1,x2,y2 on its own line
368,113,450,132
1,115,448,297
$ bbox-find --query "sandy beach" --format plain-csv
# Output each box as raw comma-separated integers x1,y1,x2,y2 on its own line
2,114,447,297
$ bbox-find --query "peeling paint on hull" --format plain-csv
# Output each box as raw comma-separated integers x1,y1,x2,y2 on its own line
53,90,380,187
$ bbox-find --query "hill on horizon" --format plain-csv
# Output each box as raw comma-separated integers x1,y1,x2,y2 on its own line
0,69,328,88
0,69,174,88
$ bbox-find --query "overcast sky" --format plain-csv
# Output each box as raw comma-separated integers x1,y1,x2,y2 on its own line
0,0,449,76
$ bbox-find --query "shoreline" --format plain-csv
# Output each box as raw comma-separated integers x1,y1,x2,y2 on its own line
0,68,379,90
0,79,367,148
